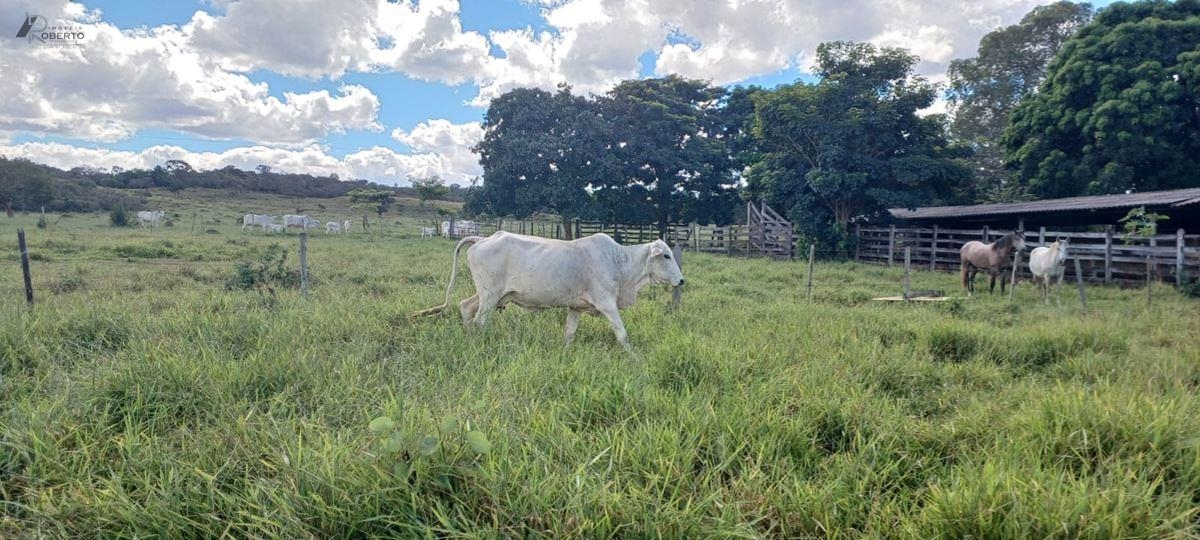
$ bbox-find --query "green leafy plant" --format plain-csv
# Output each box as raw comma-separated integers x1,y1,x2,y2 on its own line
109,205,130,227
368,412,491,491
225,243,299,293
1119,206,1168,245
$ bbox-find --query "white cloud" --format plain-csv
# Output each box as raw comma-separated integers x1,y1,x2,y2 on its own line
476,0,1052,101
0,0,383,144
390,119,483,184
0,140,478,186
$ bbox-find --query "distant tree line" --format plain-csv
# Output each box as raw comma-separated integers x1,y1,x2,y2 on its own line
468,0,1200,250
0,157,465,213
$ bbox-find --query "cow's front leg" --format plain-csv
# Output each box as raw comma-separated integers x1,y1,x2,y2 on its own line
595,302,632,354
563,309,581,346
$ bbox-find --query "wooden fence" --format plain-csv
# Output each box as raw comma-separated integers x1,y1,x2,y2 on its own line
856,225,1200,285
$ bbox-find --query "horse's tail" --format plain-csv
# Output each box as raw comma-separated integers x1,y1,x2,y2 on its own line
409,236,484,320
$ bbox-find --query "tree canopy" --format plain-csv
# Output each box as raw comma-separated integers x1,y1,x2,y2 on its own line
467,86,608,238
747,41,969,250
1004,0,1200,198
946,1,1094,201
597,76,740,236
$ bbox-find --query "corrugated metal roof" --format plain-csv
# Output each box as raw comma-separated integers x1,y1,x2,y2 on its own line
889,187,1200,220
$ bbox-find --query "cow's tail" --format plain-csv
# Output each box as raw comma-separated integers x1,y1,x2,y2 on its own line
409,236,485,320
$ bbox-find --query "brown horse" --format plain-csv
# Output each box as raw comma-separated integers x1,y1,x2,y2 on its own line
960,231,1027,297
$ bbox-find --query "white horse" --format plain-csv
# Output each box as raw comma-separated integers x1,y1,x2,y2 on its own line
1028,237,1069,304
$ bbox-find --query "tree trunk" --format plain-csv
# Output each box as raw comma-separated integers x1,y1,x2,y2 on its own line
561,215,574,240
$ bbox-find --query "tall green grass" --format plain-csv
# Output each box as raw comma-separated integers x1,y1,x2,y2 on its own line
2,200,1199,537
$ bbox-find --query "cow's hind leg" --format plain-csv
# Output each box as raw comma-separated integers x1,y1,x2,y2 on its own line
563,309,582,346
470,288,504,329
458,294,480,326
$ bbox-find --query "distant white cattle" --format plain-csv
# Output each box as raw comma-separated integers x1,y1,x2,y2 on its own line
136,210,165,227
411,232,684,352
440,220,478,238
421,227,436,237
265,224,285,233
342,220,352,233
241,213,276,232
283,214,321,230
325,221,342,234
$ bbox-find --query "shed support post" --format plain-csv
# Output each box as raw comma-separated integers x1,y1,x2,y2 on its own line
1039,226,1046,247
929,225,938,271
1104,225,1113,284
887,225,896,267
1177,229,1185,287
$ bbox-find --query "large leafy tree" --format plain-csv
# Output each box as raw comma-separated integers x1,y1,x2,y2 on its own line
1005,0,1200,198
598,76,740,237
469,86,608,239
946,1,1093,201
748,41,969,250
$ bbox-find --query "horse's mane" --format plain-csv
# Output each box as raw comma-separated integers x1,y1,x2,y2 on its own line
992,232,1018,250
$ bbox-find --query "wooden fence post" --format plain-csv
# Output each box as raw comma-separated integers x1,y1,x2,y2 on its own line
903,246,911,299
190,213,197,234
806,244,816,300
299,232,309,299
887,225,896,267
1074,258,1087,313
855,224,862,262
1176,229,1185,287
1104,225,1113,284
1146,255,1153,306
929,225,939,271
727,226,733,256
692,222,699,252
574,218,580,240
1038,226,1046,247
671,244,683,310
18,228,33,306
1009,250,1021,302
982,225,989,243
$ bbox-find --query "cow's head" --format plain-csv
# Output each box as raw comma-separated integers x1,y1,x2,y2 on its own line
646,240,684,287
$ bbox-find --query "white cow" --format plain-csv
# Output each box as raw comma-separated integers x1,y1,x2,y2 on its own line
265,223,285,234
440,220,478,238
343,220,352,233
1028,237,1070,304
136,210,165,227
421,227,436,237
241,213,276,232
411,232,684,352
325,221,342,234
283,214,321,230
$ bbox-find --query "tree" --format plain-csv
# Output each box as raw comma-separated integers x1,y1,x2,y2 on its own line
163,159,194,174
347,188,395,217
410,175,450,207
946,1,1093,202
748,41,970,250
470,86,609,239
1005,0,1200,198
599,76,740,238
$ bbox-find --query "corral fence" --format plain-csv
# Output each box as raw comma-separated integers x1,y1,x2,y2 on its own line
448,202,796,260
856,225,1200,286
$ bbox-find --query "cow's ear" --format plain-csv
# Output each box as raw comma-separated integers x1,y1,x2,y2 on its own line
650,245,664,257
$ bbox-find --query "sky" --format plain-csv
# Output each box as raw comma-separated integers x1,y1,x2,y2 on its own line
0,0,1113,186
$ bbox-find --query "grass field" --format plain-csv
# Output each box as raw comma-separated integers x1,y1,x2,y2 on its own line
2,191,1199,537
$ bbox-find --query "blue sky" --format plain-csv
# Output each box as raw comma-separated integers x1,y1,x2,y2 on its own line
0,0,1111,185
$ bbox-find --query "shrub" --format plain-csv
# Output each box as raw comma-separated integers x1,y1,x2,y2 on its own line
226,243,300,292
109,205,130,227
35,215,47,229
1178,280,1200,298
